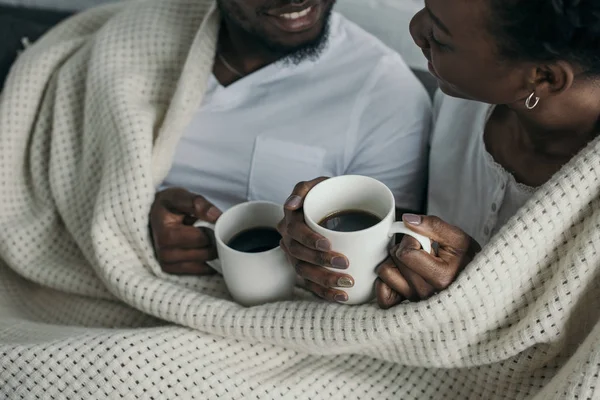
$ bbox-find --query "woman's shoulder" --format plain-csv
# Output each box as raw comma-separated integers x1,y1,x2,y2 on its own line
430,90,492,153
432,90,492,143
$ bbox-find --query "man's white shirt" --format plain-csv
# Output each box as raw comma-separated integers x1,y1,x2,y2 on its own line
162,13,431,211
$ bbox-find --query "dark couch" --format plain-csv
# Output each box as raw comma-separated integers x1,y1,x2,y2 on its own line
0,5,70,89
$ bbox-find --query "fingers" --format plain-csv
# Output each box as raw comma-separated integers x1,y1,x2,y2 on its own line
151,188,222,275
294,260,354,289
375,279,404,309
191,195,222,223
376,256,416,300
277,212,348,269
393,236,454,292
284,177,329,211
158,187,222,222
285,238,348,269
280,211,332,252
281,241,351,303
402,214,475,252
395,260,437,299
158,247,218,265
303,280,349,303
154,225,212,249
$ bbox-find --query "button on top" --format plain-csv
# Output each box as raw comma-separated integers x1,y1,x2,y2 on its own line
492,203,497,212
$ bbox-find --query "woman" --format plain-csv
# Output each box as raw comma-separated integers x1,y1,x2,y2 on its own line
279,0,600,308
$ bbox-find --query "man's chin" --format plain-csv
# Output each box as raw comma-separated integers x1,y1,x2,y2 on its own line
268,25,331,65
265,5,333,65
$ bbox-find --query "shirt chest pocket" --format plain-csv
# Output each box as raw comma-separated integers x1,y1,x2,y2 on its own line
248,136,326,205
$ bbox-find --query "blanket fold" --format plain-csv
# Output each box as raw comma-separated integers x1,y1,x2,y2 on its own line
0,0,599,398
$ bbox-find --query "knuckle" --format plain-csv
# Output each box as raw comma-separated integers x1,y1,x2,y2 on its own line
287,239,301,256
161,228,177,247
378,299,393,310
285,221,297,235
432,271,454,290
377,288,396,309
314,251,328,267
276,219,286,235
323,273,339,288
293,180,309,194
300,231,317,247
154,189,167,201
278,238,287,252
428,215,445,232
395,243,414,260
158,250,175,264
416,284,435,300
317,286,330,300
377,263,395,279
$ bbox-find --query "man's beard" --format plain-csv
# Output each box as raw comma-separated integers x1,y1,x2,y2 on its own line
217,1,334,65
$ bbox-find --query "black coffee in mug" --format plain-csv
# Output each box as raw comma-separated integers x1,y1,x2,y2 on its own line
318,210,382,232
227,227,282,253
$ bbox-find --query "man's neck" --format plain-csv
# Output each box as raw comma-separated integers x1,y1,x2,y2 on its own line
218,19,283,77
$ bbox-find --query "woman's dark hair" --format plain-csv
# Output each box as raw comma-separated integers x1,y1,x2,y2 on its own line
490,0,600,75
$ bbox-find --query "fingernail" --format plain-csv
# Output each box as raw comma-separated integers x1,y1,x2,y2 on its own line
315,239,331,252
207,206,221,220
337,276,354,288
334,293,348,302
331,256,349,269
284,195,302,208
403,214,422,225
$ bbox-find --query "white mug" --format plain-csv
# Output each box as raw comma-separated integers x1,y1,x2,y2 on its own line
303,175,432,305
194,201,295,307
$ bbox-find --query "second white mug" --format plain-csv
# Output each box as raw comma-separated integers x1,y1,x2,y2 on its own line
194,201,296,307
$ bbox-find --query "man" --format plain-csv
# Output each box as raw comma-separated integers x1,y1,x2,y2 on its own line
151,0,432,275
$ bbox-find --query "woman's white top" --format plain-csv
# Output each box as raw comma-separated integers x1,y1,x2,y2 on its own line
427,92,536,246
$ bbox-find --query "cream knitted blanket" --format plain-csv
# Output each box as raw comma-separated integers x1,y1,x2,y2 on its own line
0,0,599,398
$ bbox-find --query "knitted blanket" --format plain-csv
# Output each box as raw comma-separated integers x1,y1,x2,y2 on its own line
0,0,599,398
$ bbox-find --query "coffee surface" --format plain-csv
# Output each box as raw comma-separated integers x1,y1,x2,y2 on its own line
319,210,381,232
227,227,282,253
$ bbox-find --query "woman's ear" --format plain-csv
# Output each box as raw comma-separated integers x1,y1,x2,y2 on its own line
532,61,575,99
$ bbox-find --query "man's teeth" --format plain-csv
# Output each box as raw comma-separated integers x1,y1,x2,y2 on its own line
280,7,312,20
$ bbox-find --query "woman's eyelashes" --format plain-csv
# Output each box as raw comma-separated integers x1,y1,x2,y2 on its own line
427,30,450,51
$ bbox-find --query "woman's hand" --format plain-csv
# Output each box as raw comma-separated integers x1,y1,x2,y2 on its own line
277,177,354,303
376,214,481,309
150,187,222,275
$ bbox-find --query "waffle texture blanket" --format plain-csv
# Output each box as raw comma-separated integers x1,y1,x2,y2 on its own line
0,0,599,398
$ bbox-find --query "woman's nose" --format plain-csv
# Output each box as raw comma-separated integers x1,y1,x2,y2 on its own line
409,9,430,50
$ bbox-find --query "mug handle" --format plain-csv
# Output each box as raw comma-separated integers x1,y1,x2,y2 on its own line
193,220,223,274
389,222,432,254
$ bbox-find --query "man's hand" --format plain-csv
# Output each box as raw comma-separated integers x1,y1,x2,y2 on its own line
277,177,354,303
150,187,222,275
376,214,481,308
